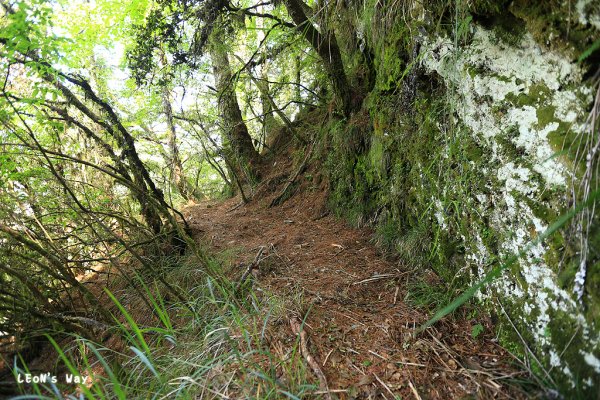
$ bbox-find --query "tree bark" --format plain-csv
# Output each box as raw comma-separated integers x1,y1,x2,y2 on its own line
162,85,194,200
159,50,196,201
209,41,260,180
235,54,307,145
256,9,280,137
282,0,352,116
158,74,193,200
50,77,166,234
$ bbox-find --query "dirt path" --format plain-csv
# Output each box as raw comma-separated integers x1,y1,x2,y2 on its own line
184,186,530,399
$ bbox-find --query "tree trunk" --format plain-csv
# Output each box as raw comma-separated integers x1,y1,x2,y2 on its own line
282,0,352,116
51,77,166,234
256,9,280,138
159,51,195,201
209,42,260,181
162,85,194,200
235,54,307,145
295,55,302,106
260,68,278,134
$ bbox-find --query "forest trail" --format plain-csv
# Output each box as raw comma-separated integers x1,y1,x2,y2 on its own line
183,183,529,399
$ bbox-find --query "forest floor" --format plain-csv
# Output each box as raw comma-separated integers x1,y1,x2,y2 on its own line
0,153,540,399
182,166,535,399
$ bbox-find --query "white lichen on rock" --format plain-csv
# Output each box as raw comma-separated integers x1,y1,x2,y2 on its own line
422,28,578,187
433,198,447,229
497,162,537,195
583,352,600,373
505,106,566,186
576,0,600,30
421,25,600,385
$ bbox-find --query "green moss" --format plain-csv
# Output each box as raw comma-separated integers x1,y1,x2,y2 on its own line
494,297,533,361
535,105,557,129
585,260,600,325
464,140,484,162
321,3,600,394
358,0,412,94
528,84,552,101
521,191,560,224
582,219,600,324
510,0,600,57
328,84,500,289
558,260,577,290
505,82,552,108
489,13,527,46
368,136,388,180
546,308,600,396
491,73,513,83
495,134,526,160
547,123,586,174
465,65,478,79
375,44,408,92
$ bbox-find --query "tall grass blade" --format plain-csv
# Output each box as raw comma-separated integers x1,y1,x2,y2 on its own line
45,335,95,399
279,390,302,400
104,288,151,355
135,274,174,334
82,341,127,400
130,346,159,378
578,37,600,63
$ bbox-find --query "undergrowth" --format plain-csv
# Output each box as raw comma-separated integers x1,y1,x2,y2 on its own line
11,251,314,399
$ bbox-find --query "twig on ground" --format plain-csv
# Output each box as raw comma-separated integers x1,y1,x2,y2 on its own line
408,380,422,400
313,389,348,394
226,201,245,213
52,314,111,329
395,360,426,368
328,243,345,258
353,273,396,285
290,316,332,400
311,210,329,221
373,373,396,398
323,349,334,366
368,350,387,360
235,246,266,294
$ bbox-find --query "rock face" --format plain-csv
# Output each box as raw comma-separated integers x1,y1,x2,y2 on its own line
324,1,600,394
422,24,599,390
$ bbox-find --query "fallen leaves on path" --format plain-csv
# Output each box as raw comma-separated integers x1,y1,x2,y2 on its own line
184,183,531,399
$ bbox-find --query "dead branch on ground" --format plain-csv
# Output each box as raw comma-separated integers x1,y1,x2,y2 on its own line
290,316,332,400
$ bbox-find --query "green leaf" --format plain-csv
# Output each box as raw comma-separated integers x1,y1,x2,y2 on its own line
471,323,484,339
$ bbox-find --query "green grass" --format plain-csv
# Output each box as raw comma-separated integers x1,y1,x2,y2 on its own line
405,280,455,312
11,252,315,399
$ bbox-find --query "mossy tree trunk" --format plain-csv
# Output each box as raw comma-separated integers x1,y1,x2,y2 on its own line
162,85,195,201
282,0,353,116
159,51,195,201
209,41,260,182
256,9,280,139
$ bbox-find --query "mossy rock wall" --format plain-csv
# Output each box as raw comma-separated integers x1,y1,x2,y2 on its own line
324,1,600,395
